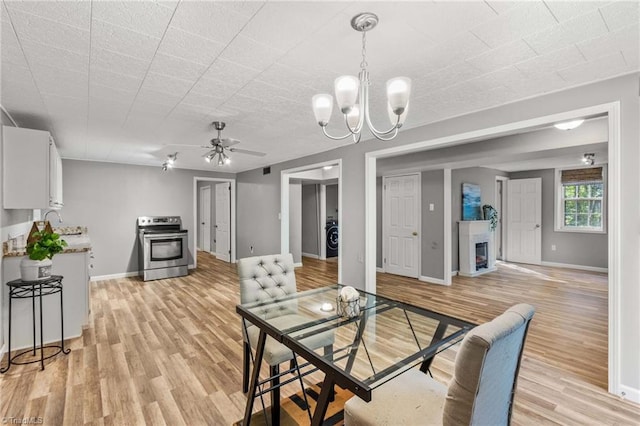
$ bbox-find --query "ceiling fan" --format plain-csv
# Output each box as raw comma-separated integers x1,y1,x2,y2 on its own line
170,121,266,166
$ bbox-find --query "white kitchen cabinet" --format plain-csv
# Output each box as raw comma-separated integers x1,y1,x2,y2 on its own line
2,125,63,209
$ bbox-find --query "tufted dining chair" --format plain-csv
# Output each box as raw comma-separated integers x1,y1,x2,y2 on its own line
344,304,535,426
238,253,334,425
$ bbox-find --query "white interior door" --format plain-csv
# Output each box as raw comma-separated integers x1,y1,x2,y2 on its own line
507,178,542,265
215,182,231,262
383,174,420,278
199,186,211,252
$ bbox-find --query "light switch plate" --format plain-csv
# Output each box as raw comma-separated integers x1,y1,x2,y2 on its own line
429,203,435,211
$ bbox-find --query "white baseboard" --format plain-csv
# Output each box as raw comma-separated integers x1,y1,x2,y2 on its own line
541,261,608,273
188,264,195,269
419,275,448,286
620,384,640,404
91,271,140,281
451,270,459,276
376,267,384,273
302,252,319,259
294,262,303,268
0,343,5,361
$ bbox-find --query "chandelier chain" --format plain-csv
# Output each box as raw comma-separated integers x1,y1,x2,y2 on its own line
360,31,368,71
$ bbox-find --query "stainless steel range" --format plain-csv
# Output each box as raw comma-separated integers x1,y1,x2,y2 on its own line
137,216,188,281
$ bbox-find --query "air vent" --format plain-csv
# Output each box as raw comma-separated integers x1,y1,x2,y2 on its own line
263,166,271,175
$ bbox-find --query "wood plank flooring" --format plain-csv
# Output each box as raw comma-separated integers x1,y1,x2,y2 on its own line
1,252,638,425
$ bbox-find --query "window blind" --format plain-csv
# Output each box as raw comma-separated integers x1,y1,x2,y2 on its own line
561,167,603,183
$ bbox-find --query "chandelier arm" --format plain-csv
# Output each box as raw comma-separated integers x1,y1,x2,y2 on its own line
362,93,401,136
370,126,400,141
321,125,358,141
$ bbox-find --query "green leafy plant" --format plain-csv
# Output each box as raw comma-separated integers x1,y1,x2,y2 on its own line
482,204,499,231
26,230,67,261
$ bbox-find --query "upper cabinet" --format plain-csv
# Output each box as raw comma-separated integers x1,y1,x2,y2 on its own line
2,126,63,209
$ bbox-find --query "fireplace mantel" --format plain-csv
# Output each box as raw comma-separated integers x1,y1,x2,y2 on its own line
459,221,497,277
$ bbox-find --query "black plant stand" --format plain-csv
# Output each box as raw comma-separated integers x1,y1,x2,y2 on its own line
0,275,70,373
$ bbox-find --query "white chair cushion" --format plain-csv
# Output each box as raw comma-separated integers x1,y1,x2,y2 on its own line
344,369,446,426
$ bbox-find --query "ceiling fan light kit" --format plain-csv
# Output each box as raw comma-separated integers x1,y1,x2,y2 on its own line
312,12,411,143
161,152,178,171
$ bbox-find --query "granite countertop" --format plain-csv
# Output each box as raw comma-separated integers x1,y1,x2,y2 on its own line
2,226,91,258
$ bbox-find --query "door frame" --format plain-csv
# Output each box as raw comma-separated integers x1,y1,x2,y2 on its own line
381,173,422,278
281,159,342,283
364,101,621,397
496,176,509,261
214,182,231,262
198,185,212,252
192,177,236,267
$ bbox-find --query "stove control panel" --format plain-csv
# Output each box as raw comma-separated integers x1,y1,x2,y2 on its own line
137,216,182,227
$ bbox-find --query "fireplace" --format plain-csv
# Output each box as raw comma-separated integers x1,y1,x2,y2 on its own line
475,242,488,270
459,221,497,277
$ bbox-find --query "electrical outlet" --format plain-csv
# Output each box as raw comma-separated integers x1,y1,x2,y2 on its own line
551,244,556,251
357,253,364,263
429,203,435,211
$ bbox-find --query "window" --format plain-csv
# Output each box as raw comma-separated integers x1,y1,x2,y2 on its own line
555,166,606,233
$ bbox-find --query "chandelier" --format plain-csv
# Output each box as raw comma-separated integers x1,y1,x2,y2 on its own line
312,13,411,143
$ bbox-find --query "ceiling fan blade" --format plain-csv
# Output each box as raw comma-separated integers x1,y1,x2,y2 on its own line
221,138,240,148
201,150,215,158
165,143,206,149
229,147,266,157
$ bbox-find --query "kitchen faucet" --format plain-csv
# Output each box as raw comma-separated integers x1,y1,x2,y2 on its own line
44,210,63,224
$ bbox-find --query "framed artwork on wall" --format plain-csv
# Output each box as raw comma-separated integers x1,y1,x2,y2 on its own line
462,183,482,220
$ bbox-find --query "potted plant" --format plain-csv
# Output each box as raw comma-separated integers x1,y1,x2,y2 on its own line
20,230,67,281
482,204,499,231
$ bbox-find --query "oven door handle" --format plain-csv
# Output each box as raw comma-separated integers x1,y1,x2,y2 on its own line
143,233,187,239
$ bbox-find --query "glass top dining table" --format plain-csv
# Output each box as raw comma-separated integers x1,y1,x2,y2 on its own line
236,284,475,426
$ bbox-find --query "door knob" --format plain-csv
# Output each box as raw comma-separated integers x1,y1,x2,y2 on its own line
412,231,418,236
535,224,541,229
201,222,205,225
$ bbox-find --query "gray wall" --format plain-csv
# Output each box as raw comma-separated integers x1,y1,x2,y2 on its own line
326,184,338,220
509,168,608,268
376,177,382,268
289,181,302,264
235,74,639,391
451,167,508,271
422,170,445,280
301,184,319,257
196,181,216,252
60,159,233,276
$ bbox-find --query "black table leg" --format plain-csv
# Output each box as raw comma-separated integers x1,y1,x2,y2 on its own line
270,364,280,425
242,330,266,426
0,291,13,373
32,287,36,356
420,322,448,374
39,283,44,371
311,375,336,426
60,284,70,355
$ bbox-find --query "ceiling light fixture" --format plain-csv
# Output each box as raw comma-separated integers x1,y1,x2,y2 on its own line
312,12,411,143
161,153,177,171
554,119,584,130
582,153,595,166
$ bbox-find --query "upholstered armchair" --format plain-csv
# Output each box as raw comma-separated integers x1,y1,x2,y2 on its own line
238,253,334,425
344,303,535,426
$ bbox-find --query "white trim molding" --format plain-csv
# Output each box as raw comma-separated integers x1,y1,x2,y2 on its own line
364,101,623,398
619,384,640,404
419,275,447,286
192,177,237,269
281,159,343,284
301,252,319,259
541,261,607,273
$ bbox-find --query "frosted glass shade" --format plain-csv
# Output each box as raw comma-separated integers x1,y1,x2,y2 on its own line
346,105,360,129
386,77,411,114
312,94,334,125
387,101,409,126
334,75,359,113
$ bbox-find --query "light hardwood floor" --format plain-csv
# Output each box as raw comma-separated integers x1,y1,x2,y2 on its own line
1,252,638,425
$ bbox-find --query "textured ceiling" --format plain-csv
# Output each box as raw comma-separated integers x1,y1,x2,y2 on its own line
1,1,638,172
